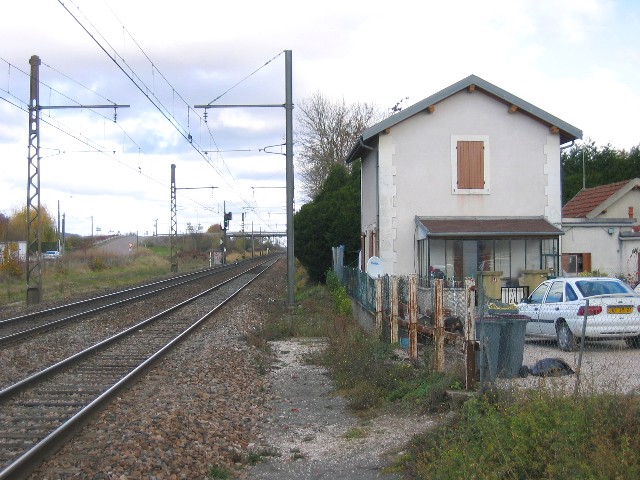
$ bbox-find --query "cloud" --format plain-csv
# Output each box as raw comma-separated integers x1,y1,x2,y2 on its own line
1,0,638,237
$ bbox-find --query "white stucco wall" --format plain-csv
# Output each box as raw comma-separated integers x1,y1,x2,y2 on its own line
367,89,563,276
361,148,378,233
593,189,640,219
561,188,640,275
561,226,639,276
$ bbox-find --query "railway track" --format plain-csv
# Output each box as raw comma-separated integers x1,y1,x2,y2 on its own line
0,257,277,480
0,262,246,346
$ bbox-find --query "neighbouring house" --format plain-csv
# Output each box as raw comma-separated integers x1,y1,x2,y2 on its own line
561,178,640,282
0,240,27,263
345,74,582,298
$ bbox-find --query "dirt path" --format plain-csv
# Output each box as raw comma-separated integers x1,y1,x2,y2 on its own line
246,339,436,480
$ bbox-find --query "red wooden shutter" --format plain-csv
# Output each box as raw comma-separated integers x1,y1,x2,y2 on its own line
457,141,484,189
581,253,591,273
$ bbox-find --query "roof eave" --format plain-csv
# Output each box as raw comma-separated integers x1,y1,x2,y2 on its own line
348,74,582,160
424,231,564,238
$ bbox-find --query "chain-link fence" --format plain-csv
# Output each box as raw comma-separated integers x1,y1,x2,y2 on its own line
337,265,475,387
336,263,640,394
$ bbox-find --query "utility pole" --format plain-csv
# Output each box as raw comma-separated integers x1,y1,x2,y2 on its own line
26,55,42,305
194,49,295,304
171,181,218,267
285,50,294,305
61,213,66,254
170,164,178,272
57,200,61,252
241,212,246,260
25,54,129,305
222,201,229,265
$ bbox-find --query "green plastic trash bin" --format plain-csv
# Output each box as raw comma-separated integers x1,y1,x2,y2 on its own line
476,314,529,382
476,318,503,383
495,314,528,378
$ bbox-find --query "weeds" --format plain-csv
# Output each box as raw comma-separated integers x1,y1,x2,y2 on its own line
400,389,640,478
207,465,232,479
1,248,172,306
343,427,368,440
245,448,280,464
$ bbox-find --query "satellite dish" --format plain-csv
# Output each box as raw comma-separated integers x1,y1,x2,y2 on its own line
366,256,384,278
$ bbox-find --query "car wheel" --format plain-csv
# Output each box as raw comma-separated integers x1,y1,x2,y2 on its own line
625,336,640,349
556,321,577,352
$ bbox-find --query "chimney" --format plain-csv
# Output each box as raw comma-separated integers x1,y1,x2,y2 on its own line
629,206,634,219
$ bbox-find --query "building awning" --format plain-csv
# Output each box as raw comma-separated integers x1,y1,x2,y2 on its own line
416,217,564,239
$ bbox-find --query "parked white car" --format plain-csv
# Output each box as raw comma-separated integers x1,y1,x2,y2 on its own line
43,250,60,259
517,277,640,351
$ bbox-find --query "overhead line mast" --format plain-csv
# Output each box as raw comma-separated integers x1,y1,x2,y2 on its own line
194,50,295,305
25,54,129,305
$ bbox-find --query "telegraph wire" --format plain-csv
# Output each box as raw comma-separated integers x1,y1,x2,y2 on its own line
42,2,282,231
56,0,279,231
207,51,284,105
1,63,244,229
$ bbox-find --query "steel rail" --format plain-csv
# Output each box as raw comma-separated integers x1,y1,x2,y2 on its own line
0,260,264,346
0,257,277,480
0,264,230,326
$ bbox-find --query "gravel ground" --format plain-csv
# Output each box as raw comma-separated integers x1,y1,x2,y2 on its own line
0,271,238,390
24,258,435,479
246,339,434,480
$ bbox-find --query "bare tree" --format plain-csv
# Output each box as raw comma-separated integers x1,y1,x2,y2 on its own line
296,91,380,200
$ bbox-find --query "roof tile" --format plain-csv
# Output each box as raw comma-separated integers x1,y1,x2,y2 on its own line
562,180,630,218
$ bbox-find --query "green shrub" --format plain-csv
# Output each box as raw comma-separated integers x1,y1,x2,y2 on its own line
326,270,352,315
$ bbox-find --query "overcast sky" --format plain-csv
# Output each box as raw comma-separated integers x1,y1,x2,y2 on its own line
1,0,639,238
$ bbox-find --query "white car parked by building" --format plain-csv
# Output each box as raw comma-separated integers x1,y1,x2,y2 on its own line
518,277,640,351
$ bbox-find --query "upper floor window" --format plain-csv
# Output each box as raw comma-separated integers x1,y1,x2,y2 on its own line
451,135,490,194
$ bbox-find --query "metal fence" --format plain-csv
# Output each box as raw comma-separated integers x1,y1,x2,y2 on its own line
336,264,640,395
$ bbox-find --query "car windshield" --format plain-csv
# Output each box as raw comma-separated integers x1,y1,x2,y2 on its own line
575,280,633,297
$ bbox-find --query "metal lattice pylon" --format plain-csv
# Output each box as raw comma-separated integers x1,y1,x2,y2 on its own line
170,164,178,272
26,55,42,305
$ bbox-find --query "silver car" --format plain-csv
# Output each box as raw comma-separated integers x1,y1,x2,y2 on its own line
517,277,640,351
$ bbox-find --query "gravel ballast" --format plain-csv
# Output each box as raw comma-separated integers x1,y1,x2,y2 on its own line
24,259,434,479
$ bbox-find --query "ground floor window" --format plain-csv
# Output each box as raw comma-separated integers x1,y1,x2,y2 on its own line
561,252,591,276
418,237,559,287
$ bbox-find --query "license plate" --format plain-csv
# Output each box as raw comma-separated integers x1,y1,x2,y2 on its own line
608,306,633,314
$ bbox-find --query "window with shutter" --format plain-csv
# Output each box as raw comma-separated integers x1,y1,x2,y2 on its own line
451,135,490,194
457,140,484,189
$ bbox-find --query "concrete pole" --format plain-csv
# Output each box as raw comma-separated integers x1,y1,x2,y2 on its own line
285,50,295,305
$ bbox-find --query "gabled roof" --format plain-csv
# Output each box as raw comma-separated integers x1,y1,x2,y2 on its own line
346,74,582,163
562,178,640,219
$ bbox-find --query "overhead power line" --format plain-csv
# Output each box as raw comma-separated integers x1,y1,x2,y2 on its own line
55,0,283,231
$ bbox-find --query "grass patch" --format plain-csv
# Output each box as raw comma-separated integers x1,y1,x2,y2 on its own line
252,268,461,415
2,247,186,306
244,267,335,349
207,465,232,479
399,389,640,478
343,427,368,440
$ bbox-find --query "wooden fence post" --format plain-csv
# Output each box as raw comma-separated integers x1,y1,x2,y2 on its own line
408,274,418,360
434,278,445,372
390,276,398,344
464,278,477,390
375,276,383,337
